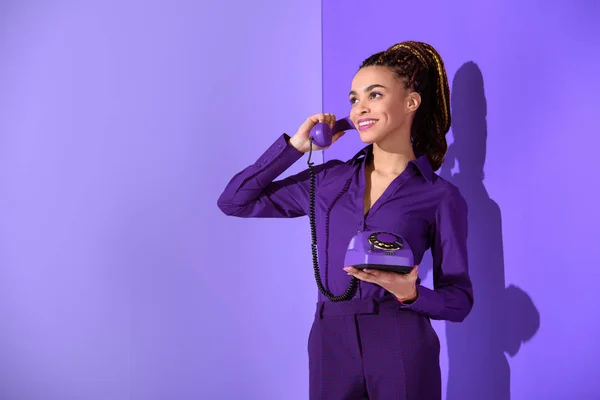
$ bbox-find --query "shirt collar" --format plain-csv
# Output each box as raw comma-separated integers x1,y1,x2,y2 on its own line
350,144,434,184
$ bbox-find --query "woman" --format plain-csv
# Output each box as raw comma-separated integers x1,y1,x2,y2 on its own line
217,40,473,400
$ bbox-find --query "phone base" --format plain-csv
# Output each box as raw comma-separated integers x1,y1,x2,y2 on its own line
344,231,416,276
353,264,414,274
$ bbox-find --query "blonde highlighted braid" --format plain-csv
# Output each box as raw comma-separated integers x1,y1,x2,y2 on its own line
360,41,451,171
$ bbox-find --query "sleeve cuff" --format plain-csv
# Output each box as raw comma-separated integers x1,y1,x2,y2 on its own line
397,285,443,315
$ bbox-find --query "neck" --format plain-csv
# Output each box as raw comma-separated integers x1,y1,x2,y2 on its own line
369,134,416,176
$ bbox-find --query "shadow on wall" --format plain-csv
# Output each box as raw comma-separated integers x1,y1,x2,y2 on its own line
439,61,541,400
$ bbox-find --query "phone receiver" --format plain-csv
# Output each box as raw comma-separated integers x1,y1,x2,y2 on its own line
309,117,355,148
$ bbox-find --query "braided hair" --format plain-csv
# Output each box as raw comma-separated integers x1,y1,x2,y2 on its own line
359,41,451,171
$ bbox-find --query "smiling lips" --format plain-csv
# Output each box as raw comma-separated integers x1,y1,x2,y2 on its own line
357,118,378,131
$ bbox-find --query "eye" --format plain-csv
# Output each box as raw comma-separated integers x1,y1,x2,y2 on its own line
350,92,382,105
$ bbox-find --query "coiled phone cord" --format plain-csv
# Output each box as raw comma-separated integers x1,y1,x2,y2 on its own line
307,138,358,302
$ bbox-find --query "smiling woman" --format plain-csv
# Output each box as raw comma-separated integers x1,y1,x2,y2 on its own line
350,41,451,171
218,40,473,400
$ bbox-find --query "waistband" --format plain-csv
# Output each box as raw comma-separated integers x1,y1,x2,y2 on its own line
315,294,400,318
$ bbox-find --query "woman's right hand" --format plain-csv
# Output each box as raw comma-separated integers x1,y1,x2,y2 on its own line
288,113,346,154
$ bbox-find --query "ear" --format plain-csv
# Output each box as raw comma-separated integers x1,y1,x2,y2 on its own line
406,92,421,113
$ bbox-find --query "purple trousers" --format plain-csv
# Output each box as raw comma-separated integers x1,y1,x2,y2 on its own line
307,294,441,400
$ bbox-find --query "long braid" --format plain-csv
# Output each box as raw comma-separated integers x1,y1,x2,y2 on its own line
359,41,451,171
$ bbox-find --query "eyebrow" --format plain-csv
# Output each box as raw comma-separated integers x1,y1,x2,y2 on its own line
349,84,386,96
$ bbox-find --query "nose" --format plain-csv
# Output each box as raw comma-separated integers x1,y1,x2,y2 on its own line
352,103,370,117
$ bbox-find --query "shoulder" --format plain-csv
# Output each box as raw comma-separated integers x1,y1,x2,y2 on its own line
316,151,362,176
310,154,361,192
430,173,463,197
312,144,368,183
310,157,349,177
320,159,355,189
430,173,468,213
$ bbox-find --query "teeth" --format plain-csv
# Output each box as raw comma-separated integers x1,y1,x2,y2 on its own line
359,120,376,127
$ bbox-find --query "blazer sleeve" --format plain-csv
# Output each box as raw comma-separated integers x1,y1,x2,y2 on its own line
399,186,474,322
217,133,337,218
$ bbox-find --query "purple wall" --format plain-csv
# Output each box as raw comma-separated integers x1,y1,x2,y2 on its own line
0,1,322,399
2,1,599,399
322,1,600,399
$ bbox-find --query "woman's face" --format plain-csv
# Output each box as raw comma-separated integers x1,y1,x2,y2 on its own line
349,66,419,145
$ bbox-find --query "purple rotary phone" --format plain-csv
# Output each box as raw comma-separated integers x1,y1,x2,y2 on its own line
305,117,416,302
309,116,355,148
344,231,414,274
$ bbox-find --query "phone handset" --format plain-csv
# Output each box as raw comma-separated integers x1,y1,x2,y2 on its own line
308,116,355,148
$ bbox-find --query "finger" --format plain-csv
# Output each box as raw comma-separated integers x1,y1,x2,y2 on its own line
348,266,390,279
299,114,323,133
328,113,337,128
306,113,335,130
362,268,380,277
350,270,376,283
410,265,419,280
344,267,377,283
331,131,345,144
321,113,330,128
308,113,327,125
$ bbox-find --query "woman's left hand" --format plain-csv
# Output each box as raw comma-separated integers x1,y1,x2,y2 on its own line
343,265,419,302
